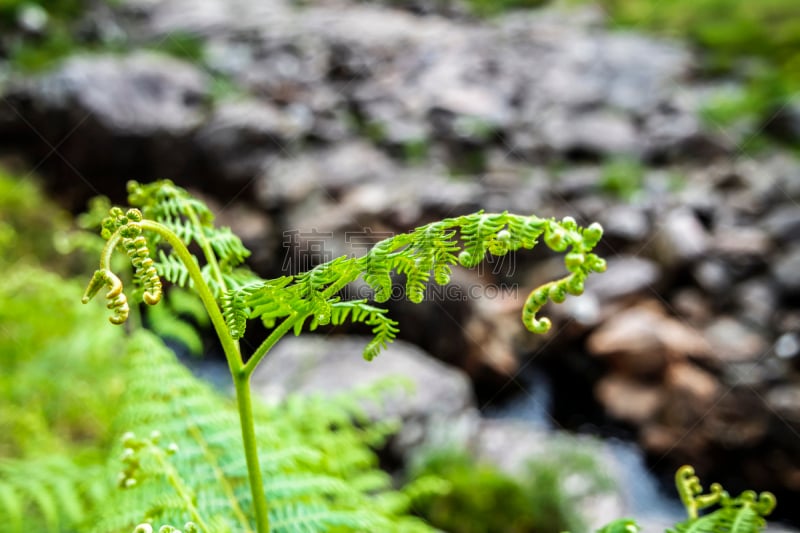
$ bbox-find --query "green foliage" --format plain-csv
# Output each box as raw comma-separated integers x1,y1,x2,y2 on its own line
0,172,126,532
93,330,435,532
0,169,70,264
407,443,613,533
0,456,109,533
146,288,210,356
0,173,782,533
668,465,775,533
78,179,607,532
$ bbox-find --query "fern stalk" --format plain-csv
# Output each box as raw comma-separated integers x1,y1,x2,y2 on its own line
93,217,271,532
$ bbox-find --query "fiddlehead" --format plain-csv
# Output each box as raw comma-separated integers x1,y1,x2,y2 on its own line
670,465,775,533
82,268,130,325
119,210,162,306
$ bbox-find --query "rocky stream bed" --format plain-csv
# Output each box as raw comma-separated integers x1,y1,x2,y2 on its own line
1,0,799,529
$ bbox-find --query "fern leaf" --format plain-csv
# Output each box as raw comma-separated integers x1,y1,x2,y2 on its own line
156,250,194,288
458,211,506,267
307,301,399,360
98,331,436,532
222,282,264,340
0,456,109,533
204,226,250,268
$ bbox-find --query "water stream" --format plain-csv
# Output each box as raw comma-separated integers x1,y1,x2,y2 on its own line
483,364,686,526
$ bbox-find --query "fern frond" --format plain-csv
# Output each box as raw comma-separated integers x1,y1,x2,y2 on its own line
306,301,400,360
98,331,436,532
669,466,775,533
156,250,195,288
457,211,507,268
0,456,108,533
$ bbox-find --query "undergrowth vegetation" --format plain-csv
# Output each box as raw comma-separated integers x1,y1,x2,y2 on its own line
408,444,613,533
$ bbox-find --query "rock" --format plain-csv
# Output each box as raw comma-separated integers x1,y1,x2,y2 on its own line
692,259,734,295
766,384,800,428
255,140,397,209
0,52,209,202
702,387,769,448
703,317,770,363
251,335,475,454
428,86,512,144
598,204,651,242
651,208,709,267
642,105,727,160
772,246,800,295
583,256,661,302
671,288,713,325
734,278,778,328
595,374,664,424
551,166,603,199
664,362,719,406
762,205,800,245
766,384,800,453
194,100,310,187
710,226,772,260
775,333,800,360
7,51,208,135
586,301,712,378
539,109,641,158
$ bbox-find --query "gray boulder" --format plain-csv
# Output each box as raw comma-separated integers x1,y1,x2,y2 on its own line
251,335,476,453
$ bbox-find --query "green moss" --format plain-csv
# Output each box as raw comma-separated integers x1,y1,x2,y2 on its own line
466,0,549,17
599,157,646,201
408,444,613,533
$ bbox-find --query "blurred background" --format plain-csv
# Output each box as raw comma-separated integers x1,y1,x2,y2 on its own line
1,0,799,531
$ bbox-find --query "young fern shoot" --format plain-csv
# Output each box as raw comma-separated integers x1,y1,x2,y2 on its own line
82,180,607,533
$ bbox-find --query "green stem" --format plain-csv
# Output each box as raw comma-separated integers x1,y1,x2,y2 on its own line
122,221,271,532
135,221,242,375
234,371,270,532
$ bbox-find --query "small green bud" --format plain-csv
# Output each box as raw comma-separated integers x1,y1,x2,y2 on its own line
549,284,566,303
566,275,585,296
458,250,475,267
150,430,161,443
583,222,604,247
532,288,548,305
167,443,179,455
544,226,568,252
126,209,143,222
124,477,137,489
589,256,607,273
565,252,585,269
